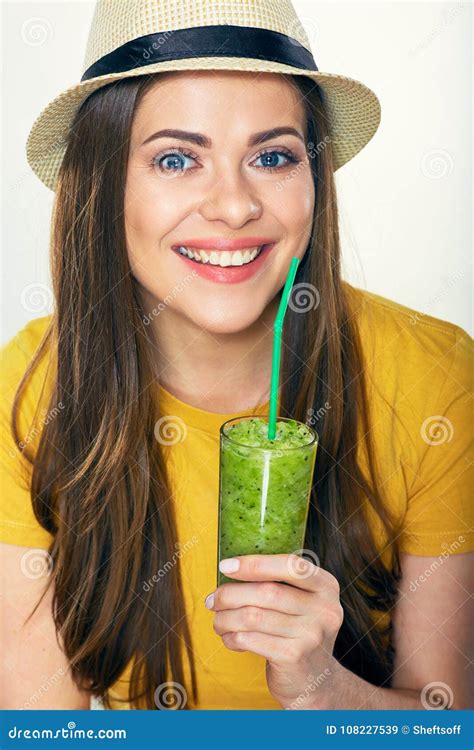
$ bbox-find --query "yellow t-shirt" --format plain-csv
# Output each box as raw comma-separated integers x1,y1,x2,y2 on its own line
1,284,473,710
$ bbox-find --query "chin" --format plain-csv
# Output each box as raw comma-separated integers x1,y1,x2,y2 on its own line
193,311,261,336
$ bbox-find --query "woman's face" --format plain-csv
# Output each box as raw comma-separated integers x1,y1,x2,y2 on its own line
125,70,315,334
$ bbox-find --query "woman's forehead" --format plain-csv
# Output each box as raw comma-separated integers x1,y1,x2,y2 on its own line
132,71,306,136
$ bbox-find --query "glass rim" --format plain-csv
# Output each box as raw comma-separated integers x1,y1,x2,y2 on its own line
220,415,319,451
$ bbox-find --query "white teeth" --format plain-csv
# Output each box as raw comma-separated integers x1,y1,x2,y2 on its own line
176,244,265,266
231,250,244,266
218,253,231,267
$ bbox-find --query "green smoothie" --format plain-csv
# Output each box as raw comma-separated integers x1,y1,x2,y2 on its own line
217,416,318,586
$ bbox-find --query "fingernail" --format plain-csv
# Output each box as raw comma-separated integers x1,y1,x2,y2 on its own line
205,592,215,609
219,558,240,574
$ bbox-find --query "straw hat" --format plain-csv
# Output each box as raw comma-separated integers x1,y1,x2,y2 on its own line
26,0,381,191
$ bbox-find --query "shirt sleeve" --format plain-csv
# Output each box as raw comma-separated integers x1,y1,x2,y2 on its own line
0,331,54,549
399,327,474,556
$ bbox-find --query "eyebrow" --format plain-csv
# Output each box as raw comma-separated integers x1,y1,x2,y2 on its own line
140,126,305,148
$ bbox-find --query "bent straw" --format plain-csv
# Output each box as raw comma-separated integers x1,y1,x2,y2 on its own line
267,256,300,440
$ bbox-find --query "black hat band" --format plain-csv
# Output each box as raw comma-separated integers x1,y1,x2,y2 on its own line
81,24,318,81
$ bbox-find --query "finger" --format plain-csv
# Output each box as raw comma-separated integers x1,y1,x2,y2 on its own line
219,553,339,594
210,581,311,615
221,630,305,666
213,605,301,638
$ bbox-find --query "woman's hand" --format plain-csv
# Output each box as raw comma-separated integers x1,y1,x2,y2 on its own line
204,553,344,709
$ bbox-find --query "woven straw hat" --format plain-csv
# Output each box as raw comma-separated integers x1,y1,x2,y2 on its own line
26,0,381,191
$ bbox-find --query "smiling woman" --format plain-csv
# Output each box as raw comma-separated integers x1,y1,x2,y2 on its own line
125,70,314,345
1,0,473,714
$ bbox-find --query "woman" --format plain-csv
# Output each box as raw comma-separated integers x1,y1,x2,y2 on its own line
1,0,472,711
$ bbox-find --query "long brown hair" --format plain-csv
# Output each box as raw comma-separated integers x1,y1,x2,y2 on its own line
12,71,401,708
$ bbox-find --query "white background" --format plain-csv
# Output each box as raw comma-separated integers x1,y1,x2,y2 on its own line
1,0,472,343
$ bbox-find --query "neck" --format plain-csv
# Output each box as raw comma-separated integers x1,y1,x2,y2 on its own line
140,289,281,413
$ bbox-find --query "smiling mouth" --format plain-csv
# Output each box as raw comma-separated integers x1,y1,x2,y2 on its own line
172,244,270,267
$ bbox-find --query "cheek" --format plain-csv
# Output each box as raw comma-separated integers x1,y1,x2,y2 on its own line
123,177,196,307
125,191,162,240
289,173,314,216
124,178,185,263
270,172,315,241
124,189,163,288
270,163,314,209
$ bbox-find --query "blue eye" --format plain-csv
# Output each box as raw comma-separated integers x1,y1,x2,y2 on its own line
151,146,300,175
154,149,196,172
254,150,296,170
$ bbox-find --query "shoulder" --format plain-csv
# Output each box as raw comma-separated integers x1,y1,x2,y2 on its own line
1,315,53,377
2,314,53,358
0,316,56,550
343,282,472,466
342,284,472,548
344,281,470,347
343,282,472,392
1,315,54,417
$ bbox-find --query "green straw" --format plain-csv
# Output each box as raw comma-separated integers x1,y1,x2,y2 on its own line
267,256,300,440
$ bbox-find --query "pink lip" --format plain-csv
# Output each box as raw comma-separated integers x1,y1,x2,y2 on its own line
172,243,276,284
172,237,275,251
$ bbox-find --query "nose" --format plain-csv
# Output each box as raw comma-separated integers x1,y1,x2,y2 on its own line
198,169,263,227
